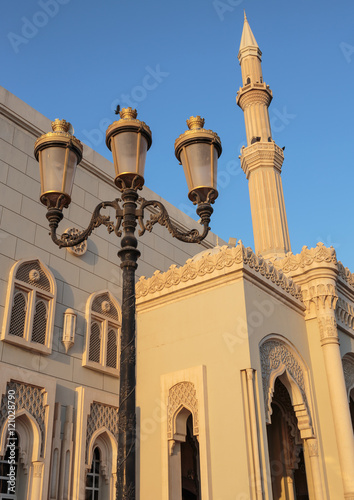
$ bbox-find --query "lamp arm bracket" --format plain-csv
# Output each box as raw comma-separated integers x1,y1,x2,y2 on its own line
138,198,211,244
47,198,123,248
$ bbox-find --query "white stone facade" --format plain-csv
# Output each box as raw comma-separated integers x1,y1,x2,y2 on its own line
0,86,218,499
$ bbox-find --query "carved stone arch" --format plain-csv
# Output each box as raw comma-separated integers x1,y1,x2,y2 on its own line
0,409,42,475
167,382,199,441
87,426,118,484
86,289,122,323
260,335,314,438
342,353,354,400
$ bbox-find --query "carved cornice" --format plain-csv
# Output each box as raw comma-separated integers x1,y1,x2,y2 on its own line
274,243,337,274
338,261,354,288
136,242,302,301
240,142,284,178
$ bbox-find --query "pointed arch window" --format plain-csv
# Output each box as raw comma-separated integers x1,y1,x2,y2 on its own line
83,291,121,376
1,259,56,354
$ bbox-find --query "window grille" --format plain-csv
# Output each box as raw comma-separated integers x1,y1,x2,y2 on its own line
85,447,100,500
9,291,27,338
89,322,101,363
106,328,118,368
31,300,48,344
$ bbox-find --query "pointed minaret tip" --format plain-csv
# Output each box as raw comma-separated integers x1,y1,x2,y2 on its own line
239,12,259,52
244,9,247,21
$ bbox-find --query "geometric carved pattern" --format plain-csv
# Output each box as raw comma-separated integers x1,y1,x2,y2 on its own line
260,340,309,423
0,381,46,456
136,242,302,300
167,382,199,439
342,355,354,398
86,402,119,463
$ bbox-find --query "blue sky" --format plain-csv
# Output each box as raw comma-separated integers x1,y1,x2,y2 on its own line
2,0,354,268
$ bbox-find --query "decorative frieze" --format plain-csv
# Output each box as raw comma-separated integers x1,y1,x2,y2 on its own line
136,242,302,301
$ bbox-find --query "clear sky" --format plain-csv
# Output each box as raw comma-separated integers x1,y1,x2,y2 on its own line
2,0,354,268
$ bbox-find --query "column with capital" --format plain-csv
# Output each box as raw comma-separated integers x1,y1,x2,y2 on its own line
312,284,354,499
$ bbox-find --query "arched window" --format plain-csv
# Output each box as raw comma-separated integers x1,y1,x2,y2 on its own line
83,291,121,375
85,447,101,500
1,259,56,354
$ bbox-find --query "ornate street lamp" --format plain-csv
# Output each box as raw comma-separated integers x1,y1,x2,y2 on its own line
34,108,222,500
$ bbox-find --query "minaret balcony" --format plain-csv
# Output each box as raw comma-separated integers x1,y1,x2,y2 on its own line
236,82,273,108
240,141,284,179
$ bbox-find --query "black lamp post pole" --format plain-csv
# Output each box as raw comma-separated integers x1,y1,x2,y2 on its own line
116,188,140,500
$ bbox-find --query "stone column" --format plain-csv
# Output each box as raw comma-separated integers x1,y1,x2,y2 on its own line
244,369,263,500
315,288,354,499
306,438,324,500
30,461,44,500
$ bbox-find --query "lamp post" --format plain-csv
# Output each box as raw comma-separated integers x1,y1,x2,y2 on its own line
34,108,222,499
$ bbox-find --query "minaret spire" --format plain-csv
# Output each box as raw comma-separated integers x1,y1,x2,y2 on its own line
236,15,291,259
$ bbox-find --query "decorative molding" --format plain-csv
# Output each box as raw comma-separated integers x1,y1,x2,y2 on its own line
336,298,354,330
237,88,272,109
0,381,46,457
240,142,284,177
167,382,199,440
342,356,354,398
32,461,44,477
86,402,118,463
338,261,354,287
64,228,88,256
302,283,338,312
317,315,338,342
307,439,319,457
136,242,302,301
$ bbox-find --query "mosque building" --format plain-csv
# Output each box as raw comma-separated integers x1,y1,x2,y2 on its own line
0,13,353,500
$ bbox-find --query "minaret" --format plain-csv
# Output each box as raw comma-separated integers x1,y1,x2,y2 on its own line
237,12,291,259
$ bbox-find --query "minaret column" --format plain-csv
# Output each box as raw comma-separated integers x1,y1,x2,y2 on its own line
237,13,291,259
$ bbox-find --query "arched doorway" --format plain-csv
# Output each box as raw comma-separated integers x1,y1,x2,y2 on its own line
267,378,309,500
181,414,200,500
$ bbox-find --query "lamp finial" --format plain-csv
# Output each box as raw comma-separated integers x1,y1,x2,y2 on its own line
186,116,205,130
120,107,138,120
